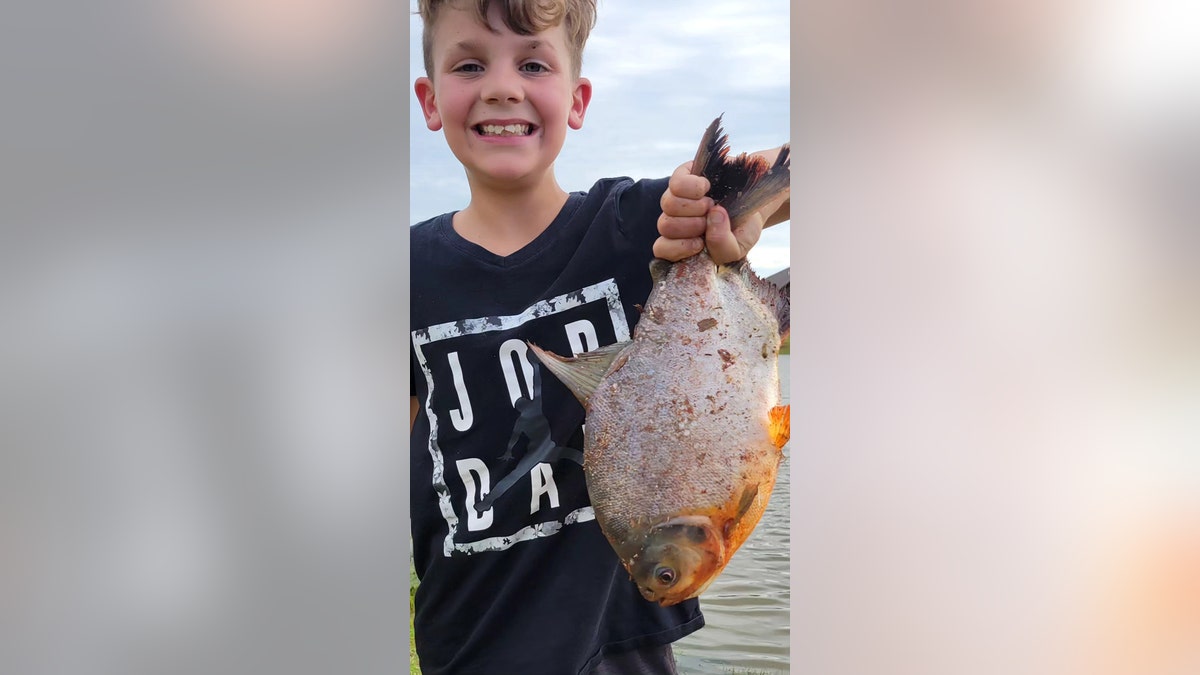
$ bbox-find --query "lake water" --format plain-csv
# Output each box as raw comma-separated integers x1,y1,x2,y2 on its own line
673,353,791,674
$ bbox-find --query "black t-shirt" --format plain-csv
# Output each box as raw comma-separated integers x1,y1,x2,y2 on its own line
409,177,704,675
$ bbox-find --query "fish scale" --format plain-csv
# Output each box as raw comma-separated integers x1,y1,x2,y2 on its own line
583,256,781,546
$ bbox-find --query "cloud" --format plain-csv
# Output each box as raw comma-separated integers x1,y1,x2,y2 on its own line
584,1,788,94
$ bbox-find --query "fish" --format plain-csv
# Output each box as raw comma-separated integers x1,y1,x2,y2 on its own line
528,116,791,606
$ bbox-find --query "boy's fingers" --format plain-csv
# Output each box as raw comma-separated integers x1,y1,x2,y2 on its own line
652,235,703,261
657,214,708,239
666,162,711,201
660,191,711,218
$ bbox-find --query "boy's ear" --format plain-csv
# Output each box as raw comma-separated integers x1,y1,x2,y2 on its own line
414,77,442,131
568,77,592,130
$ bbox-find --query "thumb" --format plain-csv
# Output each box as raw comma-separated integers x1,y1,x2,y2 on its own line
726,189,787,261
704,206,744,264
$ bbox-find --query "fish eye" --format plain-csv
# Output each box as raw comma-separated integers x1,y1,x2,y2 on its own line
654,566,677,587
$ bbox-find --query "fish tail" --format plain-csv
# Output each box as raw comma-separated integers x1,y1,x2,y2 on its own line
691,114,731,186
718,146,791,227
691,116,791,228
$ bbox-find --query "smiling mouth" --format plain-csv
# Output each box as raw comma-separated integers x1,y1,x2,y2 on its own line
474,123,534,137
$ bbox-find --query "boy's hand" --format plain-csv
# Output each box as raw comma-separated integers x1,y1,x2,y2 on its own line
653,162,711,261
653,160,789,265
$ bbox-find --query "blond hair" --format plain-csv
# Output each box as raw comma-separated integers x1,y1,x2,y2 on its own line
418,0,597,80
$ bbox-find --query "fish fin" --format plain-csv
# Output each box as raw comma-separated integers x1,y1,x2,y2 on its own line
769,404,791,449
721,261,790,340
735,484,758,521
723,483,760,538
691,116,791,230
775,282,790,341
691,114,730,187
719,146,791,228
648,258,673,284
526,341,629,406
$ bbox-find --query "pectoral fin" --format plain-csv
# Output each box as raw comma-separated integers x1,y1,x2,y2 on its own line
769,404,790,449
527,341,630,406
723,484,761,539
735,484,758,521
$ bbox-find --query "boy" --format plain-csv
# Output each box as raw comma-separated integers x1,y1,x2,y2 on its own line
409,1,789,672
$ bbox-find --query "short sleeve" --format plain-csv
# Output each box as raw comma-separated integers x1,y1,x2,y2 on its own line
611,176,670,251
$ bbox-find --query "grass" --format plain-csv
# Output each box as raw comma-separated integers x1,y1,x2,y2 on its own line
778,336,790,355
410,564,421,674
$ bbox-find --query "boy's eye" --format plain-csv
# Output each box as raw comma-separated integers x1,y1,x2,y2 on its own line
453,63,483,73
520,62,549,73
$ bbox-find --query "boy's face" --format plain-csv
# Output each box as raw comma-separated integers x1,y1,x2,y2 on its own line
415,3,591,189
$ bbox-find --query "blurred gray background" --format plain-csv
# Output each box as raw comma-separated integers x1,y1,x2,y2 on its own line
2,1,411,672
1,0,1196,674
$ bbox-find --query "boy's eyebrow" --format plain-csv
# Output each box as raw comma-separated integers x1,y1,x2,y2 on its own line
448,40,482,54
448,38,549,54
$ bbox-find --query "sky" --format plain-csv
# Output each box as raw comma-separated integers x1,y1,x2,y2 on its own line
408,0,792,275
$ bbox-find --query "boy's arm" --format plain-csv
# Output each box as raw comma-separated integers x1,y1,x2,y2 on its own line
411,396,419,433
756,146,791,229
654,146,790,265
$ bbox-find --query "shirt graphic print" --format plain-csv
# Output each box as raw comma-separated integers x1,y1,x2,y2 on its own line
411,278,631,557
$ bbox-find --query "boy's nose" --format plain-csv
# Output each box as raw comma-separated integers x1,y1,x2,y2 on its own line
481,70,524,104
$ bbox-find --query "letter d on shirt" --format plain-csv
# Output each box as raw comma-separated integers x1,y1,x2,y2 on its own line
456,458,492,531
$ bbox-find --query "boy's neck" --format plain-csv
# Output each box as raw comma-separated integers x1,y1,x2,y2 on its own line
453,172,571,257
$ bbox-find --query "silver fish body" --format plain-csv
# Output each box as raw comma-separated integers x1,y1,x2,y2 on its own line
530,117,791,605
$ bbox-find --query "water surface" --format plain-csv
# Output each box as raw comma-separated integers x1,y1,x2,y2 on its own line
674,354,791,674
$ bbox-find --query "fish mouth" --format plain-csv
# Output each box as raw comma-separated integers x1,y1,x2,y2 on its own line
472,121,537,137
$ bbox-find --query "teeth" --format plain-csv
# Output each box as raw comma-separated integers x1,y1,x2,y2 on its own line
479,123,530,136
